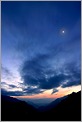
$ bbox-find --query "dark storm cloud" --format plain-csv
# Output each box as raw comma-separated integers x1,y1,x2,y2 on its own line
23,87,44,95
20,53,50,83
20,52,81,94
20,53,66,89
39,73,67,89
61,62,81,88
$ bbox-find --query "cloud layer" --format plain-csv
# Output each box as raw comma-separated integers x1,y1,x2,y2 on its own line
1,1,81,96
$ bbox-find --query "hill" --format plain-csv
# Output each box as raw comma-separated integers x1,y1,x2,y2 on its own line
1,91,81,121
41,91,81,121
38,95,67,111
1,95,38,121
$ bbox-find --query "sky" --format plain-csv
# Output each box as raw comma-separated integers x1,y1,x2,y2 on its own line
1,1,81,100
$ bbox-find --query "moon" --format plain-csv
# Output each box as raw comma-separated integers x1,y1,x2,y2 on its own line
59,29,66,35
62,30,65,34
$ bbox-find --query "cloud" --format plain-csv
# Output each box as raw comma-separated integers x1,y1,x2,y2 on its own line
2,66,12,75
2,2,81,96
61,62,81,88
20,53,66,90
1,82,21,90
39,73,67,89
1,88,23,96
1,86,44,96
2,33,81,96
1,82,17,89
1,81,44,96
62,79,80,88
2,66,15,81
23,87,44,95
9,84,18,88
20,53,50,84
20,53,81,95
51,89,59,94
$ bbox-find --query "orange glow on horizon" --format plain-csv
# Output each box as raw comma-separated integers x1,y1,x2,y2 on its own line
11,85,81,99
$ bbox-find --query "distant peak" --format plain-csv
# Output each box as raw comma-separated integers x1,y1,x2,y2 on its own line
71,92,76,94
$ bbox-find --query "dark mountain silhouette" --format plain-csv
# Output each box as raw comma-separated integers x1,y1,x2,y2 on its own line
1,91,81,121
1,95,38,121
41,91,81,121
38,95,67,111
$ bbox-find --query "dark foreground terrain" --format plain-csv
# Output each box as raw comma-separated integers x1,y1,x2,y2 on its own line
1,91,81,121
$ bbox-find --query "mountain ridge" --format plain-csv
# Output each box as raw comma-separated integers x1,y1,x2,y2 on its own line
1,90,81,121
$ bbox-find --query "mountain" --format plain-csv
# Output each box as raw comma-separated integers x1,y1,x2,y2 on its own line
18,98,54,107
1,95,38,121
41,91,81,121
38,95,67,111
1,91,81,121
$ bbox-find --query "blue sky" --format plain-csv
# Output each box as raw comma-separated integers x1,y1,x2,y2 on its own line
1,1,81,98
